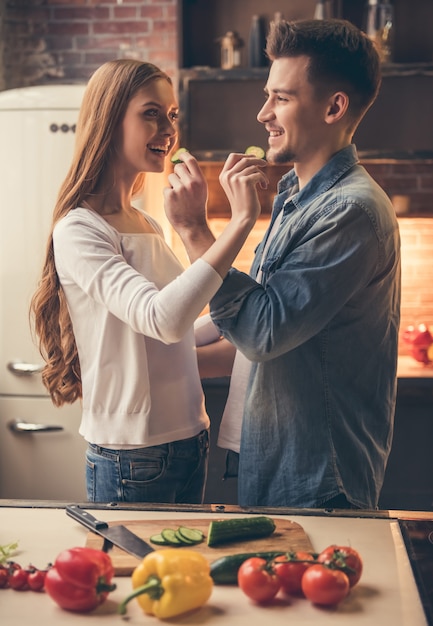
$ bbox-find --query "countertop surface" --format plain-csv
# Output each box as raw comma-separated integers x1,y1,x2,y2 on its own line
1,502,431,626
397,356,433,380
203,356,433,389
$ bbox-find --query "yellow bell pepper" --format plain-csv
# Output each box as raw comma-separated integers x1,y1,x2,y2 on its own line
118,548,213,619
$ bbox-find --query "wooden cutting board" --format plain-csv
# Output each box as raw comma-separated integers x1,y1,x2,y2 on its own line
85,517,313,575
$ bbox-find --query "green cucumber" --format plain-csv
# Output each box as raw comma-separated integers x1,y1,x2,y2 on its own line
207,515,276,547
210,551,287,585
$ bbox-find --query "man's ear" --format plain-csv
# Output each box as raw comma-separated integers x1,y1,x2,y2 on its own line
325,92,349,124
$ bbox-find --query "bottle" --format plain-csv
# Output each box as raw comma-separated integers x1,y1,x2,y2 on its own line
219,31,243,69
248,15,267,68
314,0,333,19
365,0,394,63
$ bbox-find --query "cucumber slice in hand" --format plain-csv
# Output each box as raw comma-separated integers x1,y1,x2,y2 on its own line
245,145,266,159
171,147,189,164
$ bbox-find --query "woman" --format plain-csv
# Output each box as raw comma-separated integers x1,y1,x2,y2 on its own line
30,59,266,503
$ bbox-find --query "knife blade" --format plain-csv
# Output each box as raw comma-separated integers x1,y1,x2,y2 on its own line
66,504,154,560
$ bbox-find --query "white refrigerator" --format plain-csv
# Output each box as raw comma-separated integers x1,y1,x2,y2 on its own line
0,84,88,500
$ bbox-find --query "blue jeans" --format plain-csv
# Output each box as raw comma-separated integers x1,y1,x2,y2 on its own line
85,430,209,504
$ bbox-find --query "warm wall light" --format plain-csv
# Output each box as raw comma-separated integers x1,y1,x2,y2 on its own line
392,194,411,216
398,218,433,355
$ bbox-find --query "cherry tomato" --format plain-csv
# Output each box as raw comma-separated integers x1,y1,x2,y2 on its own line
272,551,315,595
7,561,21,572
237,557,281,603
0,566,9,588
27,568,47,592
301,563,350,606
317,545,363,587
8,568,29,591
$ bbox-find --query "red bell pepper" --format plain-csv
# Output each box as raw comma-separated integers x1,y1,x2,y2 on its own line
44,547,116,613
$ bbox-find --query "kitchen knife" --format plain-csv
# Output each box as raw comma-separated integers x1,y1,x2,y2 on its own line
66,504,154,559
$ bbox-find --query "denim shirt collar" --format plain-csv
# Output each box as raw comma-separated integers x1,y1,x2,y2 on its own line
274,144,360,217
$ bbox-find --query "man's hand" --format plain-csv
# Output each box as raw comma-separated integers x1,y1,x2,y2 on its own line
219,152,268,225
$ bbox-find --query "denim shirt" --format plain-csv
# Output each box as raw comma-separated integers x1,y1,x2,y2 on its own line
210,144,401,508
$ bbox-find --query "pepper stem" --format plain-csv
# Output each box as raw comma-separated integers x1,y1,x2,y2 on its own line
96,581,117,594
118,575,164,616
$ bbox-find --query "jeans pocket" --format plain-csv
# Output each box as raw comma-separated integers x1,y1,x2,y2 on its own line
128,456,165,484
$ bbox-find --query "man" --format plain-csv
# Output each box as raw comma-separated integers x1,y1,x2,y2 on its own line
165,19,401,509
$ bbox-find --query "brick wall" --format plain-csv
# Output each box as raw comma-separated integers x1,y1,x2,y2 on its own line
1,0,178,89
363,160,433,216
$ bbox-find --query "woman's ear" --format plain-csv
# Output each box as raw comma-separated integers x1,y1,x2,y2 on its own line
325,92,349,124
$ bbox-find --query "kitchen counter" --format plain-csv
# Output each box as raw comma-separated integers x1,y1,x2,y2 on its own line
397,356,433,383
1,501,431,625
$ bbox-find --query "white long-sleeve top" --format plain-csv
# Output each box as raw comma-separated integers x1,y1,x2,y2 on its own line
53,207,222,447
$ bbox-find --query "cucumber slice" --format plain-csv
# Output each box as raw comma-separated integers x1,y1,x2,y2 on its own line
161,528,183,546
177,526,205,545
149,532,169,545
150,525,205,547
174,529,195,544
245,145,266,159
171,147,189,164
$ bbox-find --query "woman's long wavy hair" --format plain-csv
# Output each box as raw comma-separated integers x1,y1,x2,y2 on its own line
30,59,172,407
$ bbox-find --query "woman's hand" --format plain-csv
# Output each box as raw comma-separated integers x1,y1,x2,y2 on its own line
219,152,268,225
164,151,209,233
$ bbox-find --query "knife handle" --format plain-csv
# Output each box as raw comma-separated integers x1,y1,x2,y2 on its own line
66,505,109,531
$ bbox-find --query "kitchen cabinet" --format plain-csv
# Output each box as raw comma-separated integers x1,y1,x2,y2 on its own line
379,377,433,512
178,65,433,160
178,0,433,160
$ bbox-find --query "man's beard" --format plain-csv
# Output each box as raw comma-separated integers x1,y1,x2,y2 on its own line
267,146,295,164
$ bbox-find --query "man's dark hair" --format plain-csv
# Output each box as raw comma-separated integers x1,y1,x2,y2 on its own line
266,19,382,121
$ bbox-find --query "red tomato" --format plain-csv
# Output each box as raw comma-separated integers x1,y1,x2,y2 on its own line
301,564,350,606
272,551,315,595
237,557,281,603
27,568,48,592
0,566,9,588
317,545,363,587
8,568,29,591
